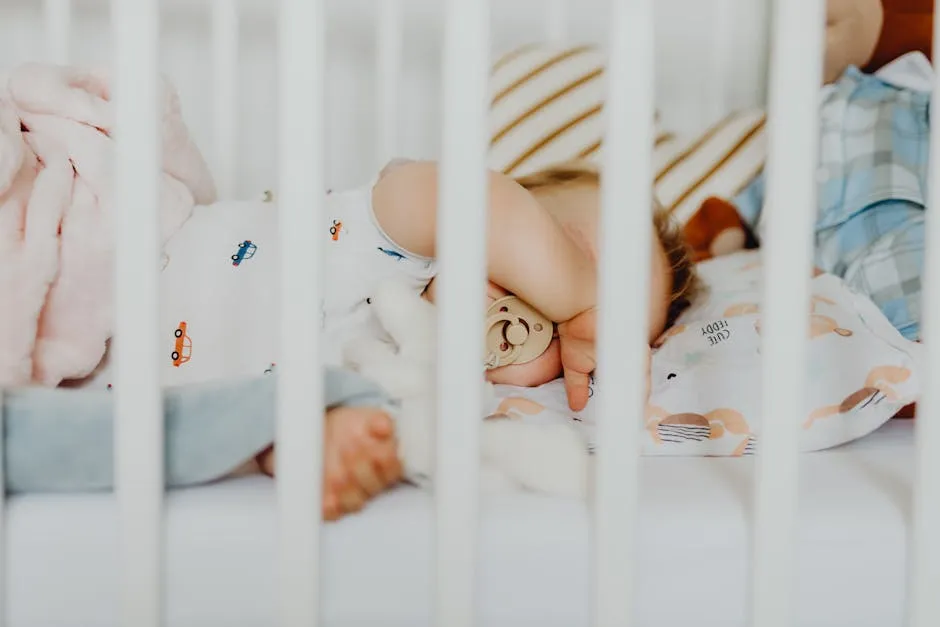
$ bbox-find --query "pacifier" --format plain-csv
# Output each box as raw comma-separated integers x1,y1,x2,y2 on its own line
483,296,554,370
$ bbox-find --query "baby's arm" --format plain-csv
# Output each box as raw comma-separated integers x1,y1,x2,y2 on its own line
371,160,596,322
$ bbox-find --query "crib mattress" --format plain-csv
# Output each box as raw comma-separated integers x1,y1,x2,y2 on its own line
7,419,915,627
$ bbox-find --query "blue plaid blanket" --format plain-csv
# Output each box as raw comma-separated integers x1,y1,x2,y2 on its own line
733,66,928,341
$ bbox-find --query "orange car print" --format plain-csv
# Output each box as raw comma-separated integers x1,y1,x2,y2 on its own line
330,219,343,241
172,322,192,367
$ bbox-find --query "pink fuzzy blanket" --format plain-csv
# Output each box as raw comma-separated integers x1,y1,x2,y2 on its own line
0,63,216,388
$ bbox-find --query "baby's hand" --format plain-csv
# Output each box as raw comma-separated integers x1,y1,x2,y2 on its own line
558,309,653,412
557,308,597,412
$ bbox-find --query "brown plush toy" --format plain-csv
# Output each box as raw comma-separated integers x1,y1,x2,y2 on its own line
683,197,751,262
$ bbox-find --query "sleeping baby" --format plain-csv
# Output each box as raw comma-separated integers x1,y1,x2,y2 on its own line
84,158,698,520
261,0,880,516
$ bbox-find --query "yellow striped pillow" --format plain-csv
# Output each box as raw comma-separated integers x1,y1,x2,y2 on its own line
653,109,766,226
653,109,767,260
487,44,673,176
488,43,768,260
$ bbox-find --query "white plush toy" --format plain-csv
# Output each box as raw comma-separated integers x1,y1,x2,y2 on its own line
342,280,591,498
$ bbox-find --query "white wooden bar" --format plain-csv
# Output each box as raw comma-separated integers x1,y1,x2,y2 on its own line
211,0,239,199
43,0,71,64
435,0,490,625
111,0,165,625
906,2,940,623
0,390,6,627
591,0,653,625
276,0,325,626
544,0,567,42
749,0,825,625
375,0,402,169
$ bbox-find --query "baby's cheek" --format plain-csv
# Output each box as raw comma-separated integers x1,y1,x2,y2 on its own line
485,339,562,387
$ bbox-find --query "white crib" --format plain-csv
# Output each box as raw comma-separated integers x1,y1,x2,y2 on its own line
0,0,938,626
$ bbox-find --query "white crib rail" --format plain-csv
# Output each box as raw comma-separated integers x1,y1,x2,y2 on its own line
749,0,825,625
0,389,4,627
907,1,940,623
544,0,568,42
591,0,653,625
43,0,71,64
211,0,239,199
435,1,490,625
376,0,402,169
112,0,165,626
275,0,326,626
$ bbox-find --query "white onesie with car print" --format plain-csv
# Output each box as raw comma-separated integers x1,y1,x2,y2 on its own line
87,179,437,389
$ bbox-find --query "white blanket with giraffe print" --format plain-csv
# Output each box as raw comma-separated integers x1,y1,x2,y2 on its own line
488,249,924,457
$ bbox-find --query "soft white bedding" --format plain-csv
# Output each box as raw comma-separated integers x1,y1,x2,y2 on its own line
484,251,923,461
7,419,915,627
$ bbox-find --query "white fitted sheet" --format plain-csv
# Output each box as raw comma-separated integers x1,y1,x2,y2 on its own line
7,419,915,627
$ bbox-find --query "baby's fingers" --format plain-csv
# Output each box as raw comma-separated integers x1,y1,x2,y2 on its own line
563,368,591,412
559,337,595,412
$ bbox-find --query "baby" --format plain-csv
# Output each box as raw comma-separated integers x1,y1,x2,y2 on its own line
98,158,696,520
310,159,695,517
295,0,877,515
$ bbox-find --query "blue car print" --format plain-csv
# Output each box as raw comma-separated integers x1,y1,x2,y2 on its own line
377,246,406,262
232,240,257,266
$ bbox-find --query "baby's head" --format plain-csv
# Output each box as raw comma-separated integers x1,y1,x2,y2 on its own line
486,161,700,388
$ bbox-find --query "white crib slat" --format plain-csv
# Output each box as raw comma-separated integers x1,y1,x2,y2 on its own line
0,391,6,627
435,0,490,625
544,0,567,42
211,0,239,199
592,0,652,625
111,0,165,626
375,0,402,169
276,0,325,626
43,0,71,64
749,0,824,626
907,3,940,623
